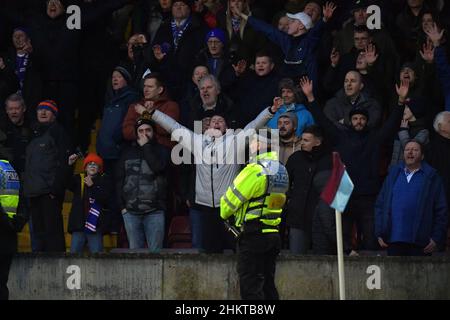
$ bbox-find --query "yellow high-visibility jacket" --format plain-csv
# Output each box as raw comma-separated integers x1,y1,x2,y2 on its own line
0,160,20,219
220,151,289,234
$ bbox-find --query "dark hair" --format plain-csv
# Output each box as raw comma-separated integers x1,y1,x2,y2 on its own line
255,50,273,64
419,9,441,29
353,25,371,36
303,125,324,141
143,72,165,88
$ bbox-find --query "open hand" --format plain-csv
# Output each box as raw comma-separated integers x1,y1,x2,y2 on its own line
396,80,410,103
299,76,314,102
323,1,337,22
424,22,444,47
420,40,435,64
364,43,379,66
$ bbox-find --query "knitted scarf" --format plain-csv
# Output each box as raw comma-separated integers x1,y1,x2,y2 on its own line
171,16,192,50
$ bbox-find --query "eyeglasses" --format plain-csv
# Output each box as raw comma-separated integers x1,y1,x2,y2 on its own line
173,2,188,8
86,162,99,168
207,40,222,46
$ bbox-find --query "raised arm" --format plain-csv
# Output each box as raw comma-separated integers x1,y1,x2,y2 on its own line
299,76,341,143
231,6,290,54
377,81,408,143
151,110,201,155
235,98,281,155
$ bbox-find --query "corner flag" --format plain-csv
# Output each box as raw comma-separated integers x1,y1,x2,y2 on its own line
321,152,354,213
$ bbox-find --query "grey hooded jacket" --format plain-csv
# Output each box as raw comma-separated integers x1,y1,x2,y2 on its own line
152,107,274,208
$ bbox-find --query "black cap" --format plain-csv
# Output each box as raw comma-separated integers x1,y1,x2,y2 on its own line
349,107,369,120
135,117,156,133
351,0,370,11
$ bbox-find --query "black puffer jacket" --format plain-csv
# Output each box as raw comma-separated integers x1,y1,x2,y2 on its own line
23,122,72,197
67,173,111,234
285,146,333,230
116,141,169,214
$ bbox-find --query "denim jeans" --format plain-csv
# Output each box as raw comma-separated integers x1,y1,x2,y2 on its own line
189,208,204,250
123,210,165,252
70,232,103,253
289,228,311,254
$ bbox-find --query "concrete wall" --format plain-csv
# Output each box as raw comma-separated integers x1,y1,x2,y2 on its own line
8,252,450,300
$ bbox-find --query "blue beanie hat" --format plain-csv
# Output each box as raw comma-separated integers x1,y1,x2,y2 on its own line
13,27,30,37
205,28,226,45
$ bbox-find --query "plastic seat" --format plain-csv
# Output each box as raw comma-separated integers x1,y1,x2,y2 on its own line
167,216,192,248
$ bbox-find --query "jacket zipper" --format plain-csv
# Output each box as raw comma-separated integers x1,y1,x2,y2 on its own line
211,148,215,207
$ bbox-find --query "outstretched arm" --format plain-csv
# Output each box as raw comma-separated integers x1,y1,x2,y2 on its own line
377,81,408,143
425,23,450,110
231,5,290,54
299,76,341,143
151,110,200,155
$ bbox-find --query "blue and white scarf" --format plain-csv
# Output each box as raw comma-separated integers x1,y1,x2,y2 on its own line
15,53,29,90
231,17,241,34
171,16,192,50
85,197,101,233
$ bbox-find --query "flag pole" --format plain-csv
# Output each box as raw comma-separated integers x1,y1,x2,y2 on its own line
335,209,346,300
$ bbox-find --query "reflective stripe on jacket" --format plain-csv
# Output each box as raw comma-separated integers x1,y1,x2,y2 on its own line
0,160,20,218
220,151,289,233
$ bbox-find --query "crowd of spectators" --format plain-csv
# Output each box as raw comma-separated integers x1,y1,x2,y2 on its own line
0,0,449,256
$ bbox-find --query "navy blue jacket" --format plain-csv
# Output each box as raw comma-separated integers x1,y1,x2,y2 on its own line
375,161,448,247
247,16,325,84
434,46,450,111
97,86,140,160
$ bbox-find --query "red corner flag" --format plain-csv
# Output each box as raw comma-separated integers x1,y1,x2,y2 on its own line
321,152,354,213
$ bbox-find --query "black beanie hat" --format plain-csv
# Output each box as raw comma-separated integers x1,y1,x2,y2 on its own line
349,107,369,121
114,66,132,85
135,117,157,134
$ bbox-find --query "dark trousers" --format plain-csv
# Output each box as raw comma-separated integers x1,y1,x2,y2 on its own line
190,206,235,253
312,202,337,255
387,242,430,256
343,195,378,252
237,233,280,300
0,254,13,300
29,195,65,252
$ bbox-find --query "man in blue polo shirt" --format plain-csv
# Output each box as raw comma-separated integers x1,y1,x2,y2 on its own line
375,140,448,256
